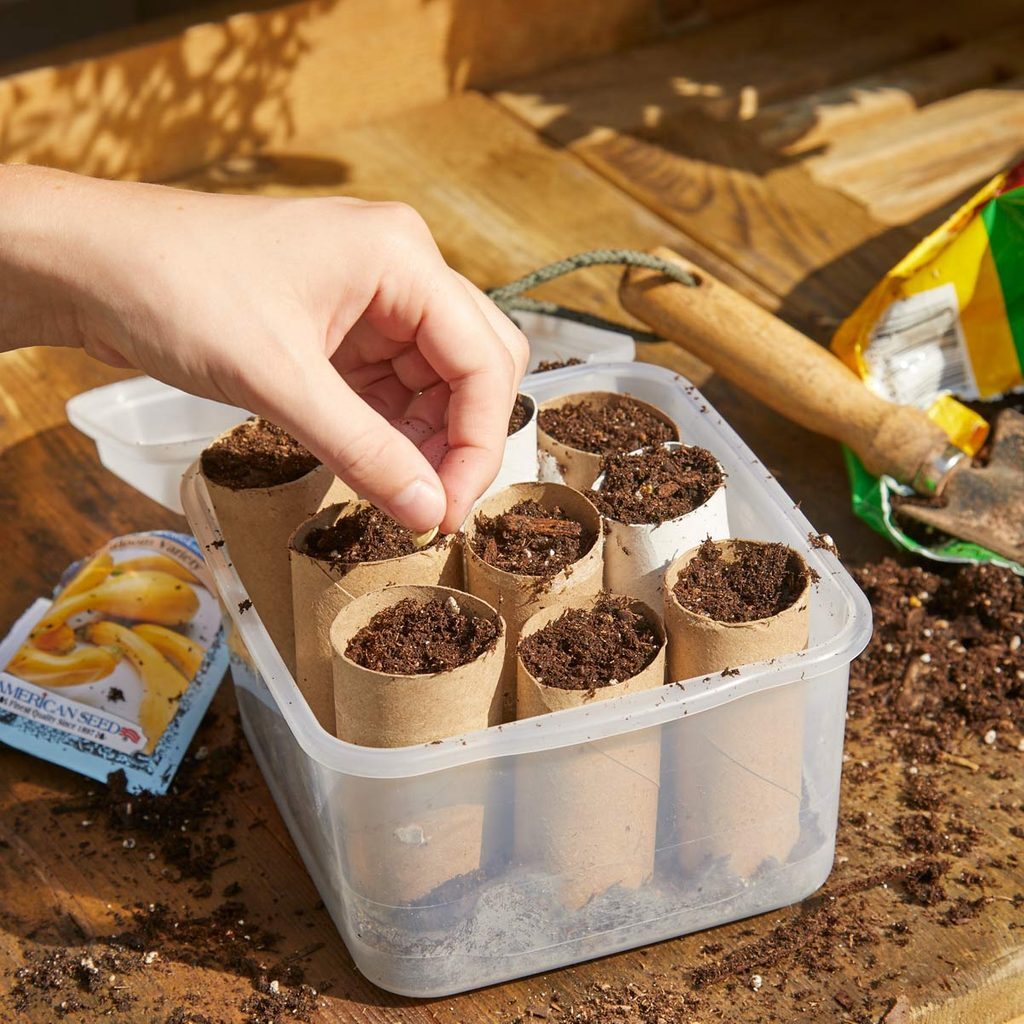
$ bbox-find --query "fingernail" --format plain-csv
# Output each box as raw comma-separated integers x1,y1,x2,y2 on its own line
390,478,445,532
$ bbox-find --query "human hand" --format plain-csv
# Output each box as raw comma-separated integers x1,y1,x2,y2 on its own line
0,166,528,532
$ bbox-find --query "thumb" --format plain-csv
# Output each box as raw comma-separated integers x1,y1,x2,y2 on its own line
263,358,447,532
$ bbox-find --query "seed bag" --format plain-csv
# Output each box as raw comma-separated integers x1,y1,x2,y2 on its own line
833,159,1024,571
0,531,228,793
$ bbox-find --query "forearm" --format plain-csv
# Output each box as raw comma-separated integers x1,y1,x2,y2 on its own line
0,165,85,351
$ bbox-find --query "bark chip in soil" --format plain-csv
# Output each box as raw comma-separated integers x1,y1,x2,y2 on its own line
538,394,676,454
594,444,722,524
201,417,320,489
301,505,443,564
518,595,661,690
673,539,811,623
345,596,499,674
471,499,595,577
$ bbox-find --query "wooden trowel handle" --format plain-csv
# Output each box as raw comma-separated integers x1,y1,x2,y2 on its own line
620,247,952,484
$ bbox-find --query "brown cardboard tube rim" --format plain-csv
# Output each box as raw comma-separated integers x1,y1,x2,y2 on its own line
331,585,505,681
517,594,666,709
665,538,813,627
289,498,456,568
537,391,681,454
463,481,603,581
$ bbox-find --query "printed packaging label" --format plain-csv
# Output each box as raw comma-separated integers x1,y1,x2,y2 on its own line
0,531,227,793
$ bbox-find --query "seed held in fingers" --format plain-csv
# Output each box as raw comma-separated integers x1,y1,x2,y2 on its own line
412,526,439,549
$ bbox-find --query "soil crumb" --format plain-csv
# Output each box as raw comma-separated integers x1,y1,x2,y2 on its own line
538,394,677,454
201,418,320,489
508,394,533,436
535,358,584,373
673,539,811,622
518,595,661,690
593,444,722,524
301,505,442,565
471,499,594,577
345,596,499,674
849,558,1024,761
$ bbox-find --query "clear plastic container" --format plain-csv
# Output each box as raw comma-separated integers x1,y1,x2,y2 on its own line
67,376,246,513
180,362,872,997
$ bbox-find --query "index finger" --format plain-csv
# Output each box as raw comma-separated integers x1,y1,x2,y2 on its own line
368,265,517,530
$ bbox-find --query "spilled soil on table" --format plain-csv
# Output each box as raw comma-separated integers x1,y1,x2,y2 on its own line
3,558,1022,1024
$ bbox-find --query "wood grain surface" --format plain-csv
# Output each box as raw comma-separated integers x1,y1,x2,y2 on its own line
2,1,1023,1020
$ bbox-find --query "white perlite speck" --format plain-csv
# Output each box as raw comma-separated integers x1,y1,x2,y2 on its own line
395,824,428,846
984,729,997,746
750,975,763,992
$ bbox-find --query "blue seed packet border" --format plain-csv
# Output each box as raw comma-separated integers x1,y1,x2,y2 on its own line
0,531,228,794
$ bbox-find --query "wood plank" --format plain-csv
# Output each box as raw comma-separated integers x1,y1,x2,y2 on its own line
805,80,1024,224
497,88,920,333
495,0,1023,144
751,26,1024,154
0,0,660,181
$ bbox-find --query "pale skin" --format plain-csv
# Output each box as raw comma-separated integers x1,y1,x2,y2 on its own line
0,164,529,533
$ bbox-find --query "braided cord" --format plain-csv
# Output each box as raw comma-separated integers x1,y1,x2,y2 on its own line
485,249,696,343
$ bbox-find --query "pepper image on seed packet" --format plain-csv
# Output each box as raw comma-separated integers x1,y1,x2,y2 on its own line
833,158,1024,570
0,531,227,793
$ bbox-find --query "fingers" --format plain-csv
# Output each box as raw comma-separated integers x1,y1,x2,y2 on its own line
453,271,530,390
260,354,447,532
363,263,518,531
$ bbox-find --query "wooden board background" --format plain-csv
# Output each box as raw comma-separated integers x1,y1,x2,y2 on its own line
1,1,1023,1021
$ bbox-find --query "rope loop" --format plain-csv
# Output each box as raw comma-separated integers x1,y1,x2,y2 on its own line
485,248,695,342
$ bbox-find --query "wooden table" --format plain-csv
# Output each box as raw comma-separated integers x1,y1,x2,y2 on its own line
2,2,1023,1021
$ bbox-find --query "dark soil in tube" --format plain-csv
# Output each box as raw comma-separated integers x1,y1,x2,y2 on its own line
507,394,532,436
301,506,443,565
538,395,676,454
593,444,723,524
471,499,594,577
673,539,812,623
200,417,320,489
518,595,661,690
345,596,499,674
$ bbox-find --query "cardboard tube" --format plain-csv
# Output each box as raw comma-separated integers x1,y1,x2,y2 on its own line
515,597,666,910
537,392,680,491
664,539,812,878
202,445,351,674
594,442,729,611
330,585,504,904
483,393,540,499
463,482,604,722
289,501,463,734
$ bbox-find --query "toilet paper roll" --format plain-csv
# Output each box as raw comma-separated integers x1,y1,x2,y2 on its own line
664,539,812,878
463,482,604,722
329,585,504,903
537,392,679,491
201,428,352,674
594,442,729,611
515,596,666,910
483,393,540,499
289,501,463,733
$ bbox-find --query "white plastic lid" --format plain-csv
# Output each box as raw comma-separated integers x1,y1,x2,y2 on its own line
66,376,247,513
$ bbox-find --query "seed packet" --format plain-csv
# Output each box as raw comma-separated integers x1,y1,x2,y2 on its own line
832,159,1024,569
0,531,227,793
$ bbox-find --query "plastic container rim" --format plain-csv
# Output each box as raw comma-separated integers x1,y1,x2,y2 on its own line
67,376,246,460
182,362,872,779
